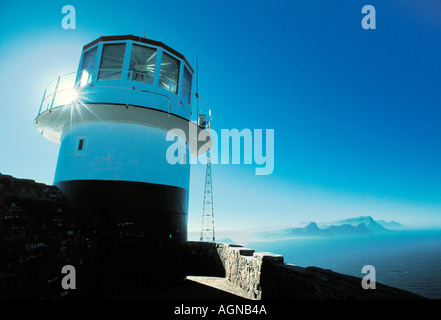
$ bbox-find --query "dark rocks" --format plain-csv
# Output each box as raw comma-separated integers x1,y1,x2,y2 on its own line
0,173,86,299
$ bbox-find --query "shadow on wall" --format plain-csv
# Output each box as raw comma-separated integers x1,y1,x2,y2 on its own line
184,241,226,277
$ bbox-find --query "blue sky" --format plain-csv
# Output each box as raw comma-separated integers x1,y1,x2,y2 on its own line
1,0,441,230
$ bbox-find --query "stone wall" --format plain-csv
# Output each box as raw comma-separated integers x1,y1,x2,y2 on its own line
184,241,424,300
215,244,283,300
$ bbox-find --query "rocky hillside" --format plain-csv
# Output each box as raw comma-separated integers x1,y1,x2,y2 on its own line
0,173,87,299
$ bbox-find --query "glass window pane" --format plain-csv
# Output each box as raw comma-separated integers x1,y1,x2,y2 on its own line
81,47,97,71
159,52,180,94
98,43,126,80
182,67,192,105
78,47,97,86
129,44,156,84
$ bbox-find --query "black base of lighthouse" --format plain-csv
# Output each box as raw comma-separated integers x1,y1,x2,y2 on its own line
56,179,188,297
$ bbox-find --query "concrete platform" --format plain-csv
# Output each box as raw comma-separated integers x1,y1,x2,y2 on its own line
118,277,248,300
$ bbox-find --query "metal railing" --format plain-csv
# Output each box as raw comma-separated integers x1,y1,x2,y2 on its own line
38,69,211,128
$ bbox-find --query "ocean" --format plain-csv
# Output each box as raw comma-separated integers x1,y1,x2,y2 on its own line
243,230,441,299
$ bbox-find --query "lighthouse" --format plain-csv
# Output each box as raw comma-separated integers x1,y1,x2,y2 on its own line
35,35,211,294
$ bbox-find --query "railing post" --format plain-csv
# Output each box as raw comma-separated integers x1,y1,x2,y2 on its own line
38,87,47,116
196,92,199,126
168,80,172,117
50,76,61,110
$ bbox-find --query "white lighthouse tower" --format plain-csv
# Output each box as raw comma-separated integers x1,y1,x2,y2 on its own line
35,35,211,294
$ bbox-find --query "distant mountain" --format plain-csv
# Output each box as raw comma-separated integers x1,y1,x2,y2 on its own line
256,223,321,239
317,216,390,233
320,223,371,237
376,220,407,230
215,237,238,245
255,216,395,240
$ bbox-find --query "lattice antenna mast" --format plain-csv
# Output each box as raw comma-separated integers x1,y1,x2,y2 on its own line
200,109,215,242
